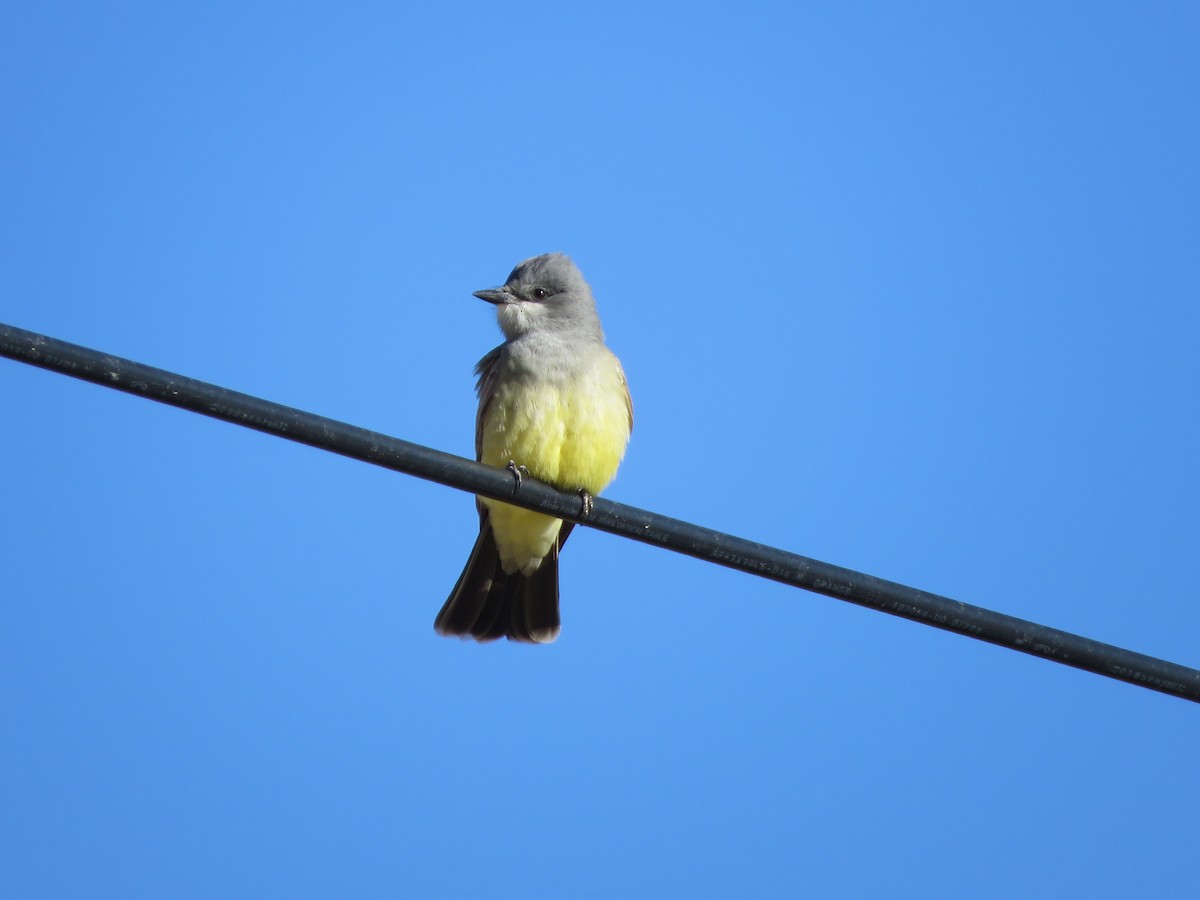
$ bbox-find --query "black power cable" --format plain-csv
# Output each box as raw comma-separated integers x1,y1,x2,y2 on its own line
3,321,1196,703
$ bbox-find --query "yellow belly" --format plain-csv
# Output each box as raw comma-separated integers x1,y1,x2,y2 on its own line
479,355,630,574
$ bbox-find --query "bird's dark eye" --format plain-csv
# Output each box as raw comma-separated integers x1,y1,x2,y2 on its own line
531,288,547,300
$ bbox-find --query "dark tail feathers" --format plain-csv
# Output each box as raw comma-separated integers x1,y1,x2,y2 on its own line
434,519,562,644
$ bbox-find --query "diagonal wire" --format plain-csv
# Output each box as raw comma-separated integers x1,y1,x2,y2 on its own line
2,320,1197,704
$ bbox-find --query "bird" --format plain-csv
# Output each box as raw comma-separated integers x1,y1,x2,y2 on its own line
434,253,633,643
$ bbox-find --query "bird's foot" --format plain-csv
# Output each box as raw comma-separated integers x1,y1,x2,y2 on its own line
506,460,530,491
577,488,594,518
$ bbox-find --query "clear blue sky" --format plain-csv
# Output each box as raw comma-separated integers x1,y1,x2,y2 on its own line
3,3,1198,897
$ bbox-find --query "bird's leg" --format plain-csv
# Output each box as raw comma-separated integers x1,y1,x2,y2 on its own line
506,460,530,491
577,488,594,518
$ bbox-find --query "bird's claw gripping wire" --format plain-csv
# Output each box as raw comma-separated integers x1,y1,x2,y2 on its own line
577,488,594,518
506,460,530,492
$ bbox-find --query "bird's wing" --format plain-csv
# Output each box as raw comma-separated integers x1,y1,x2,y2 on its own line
616,355,634,435
473,344,504,462
472,345,505,526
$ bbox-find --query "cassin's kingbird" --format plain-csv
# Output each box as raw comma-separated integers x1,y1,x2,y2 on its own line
435,253,632,643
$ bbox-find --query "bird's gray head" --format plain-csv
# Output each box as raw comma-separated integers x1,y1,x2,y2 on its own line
474,253,603,342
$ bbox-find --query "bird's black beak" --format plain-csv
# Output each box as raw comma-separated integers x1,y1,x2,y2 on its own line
473,288,511,305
